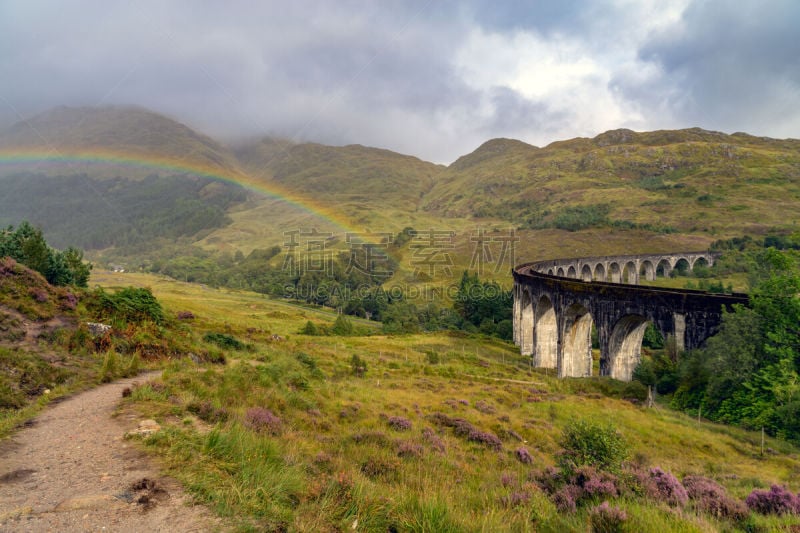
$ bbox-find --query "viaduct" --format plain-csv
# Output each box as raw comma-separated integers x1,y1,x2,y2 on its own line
512,252,749,381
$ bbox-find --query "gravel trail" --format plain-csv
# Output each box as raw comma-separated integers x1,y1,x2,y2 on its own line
0,372,223,532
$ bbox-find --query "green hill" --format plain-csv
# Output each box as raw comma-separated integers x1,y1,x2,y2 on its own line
235,138,441,208
0,107,249,249
1,106,799,284
423,128,800,238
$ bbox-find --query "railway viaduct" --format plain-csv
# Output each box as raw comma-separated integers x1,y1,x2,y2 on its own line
512,252,749,381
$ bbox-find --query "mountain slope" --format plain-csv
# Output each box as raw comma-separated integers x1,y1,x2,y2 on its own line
424,128,800,236
0,107,248,249
0,106,238,173
234,137,443,211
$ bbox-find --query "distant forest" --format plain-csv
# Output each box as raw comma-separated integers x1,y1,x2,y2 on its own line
0,172,247,249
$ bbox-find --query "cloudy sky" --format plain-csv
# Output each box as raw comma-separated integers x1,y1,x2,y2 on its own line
1,0,799,163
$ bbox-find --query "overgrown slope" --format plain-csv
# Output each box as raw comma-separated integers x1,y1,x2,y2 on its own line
97,270,800,532
424,128,800,237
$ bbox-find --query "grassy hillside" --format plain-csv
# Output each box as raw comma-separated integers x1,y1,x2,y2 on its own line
90,270,800,532
0,107,251,249
235,138,442,211
1,106,799,291
424,128,800,238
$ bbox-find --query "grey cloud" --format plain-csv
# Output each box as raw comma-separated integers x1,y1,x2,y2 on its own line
626,0,800,136
1,0,799,164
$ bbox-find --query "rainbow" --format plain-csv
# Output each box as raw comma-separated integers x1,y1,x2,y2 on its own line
0,147,362,237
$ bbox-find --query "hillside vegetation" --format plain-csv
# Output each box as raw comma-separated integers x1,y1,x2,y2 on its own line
424,128,800,238
3,108,799,267
88,270,800,532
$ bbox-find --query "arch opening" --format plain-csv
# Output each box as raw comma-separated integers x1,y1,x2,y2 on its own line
622,261,637,284
639,260,655,281
692,257,710,275
608,262,622,283
534,296,557,369
606,314,650,381
547,268,554,275
581,264,593,282
594,263,606,281
556,267,566,277
656,259,671,278
567,265,577,279
561,304,593,378
673,258,690,277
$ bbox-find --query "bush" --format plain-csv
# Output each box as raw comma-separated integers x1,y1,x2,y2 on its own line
558,420,628,473
188,400,229,423
745,484,800,515
203,332,245,350
467,428,502,450
589,501,627,533
682,475,748,520
300,320,320,335
243,407,282,435
638,467,688,507
387,416,412,431
515,447,534,465
396,440,424,458
552,484,580,513
331,315,354,336
350,354,367,377
91,287,164,325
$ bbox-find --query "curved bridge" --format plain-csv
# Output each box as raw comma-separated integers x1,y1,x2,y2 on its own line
513,252,748,381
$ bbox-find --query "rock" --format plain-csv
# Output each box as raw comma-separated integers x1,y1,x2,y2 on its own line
86,322,112,336
126,419,161,438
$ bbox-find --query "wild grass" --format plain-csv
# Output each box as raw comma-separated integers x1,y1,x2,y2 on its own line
108,271,800,531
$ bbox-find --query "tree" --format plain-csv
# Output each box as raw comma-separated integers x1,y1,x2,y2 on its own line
669,248,800,442
0,222,92,287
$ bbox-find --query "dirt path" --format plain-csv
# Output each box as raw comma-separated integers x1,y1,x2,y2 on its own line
0,372,224,532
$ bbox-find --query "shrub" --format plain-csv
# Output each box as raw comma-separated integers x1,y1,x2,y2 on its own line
500,490,532,508
300,320,319,335
188,400,229,423
92,287,164,325
589,501,627,533
397,440,424,458
558,420,628,473
29,287,48,303
424,350,440,364
515,447,534,465
422,427,446,453
350,354,367,377
203,332,245,350
243,407,282,435
552,484,580,513
331,315,354,336
467,428,502,450
351,431,390,446
387,415,412,431
576,466,619,501
745,484,800,515
638,467,688,507
474,400,495,414
360,456,400,480
682,475,747,520
60,292,78,310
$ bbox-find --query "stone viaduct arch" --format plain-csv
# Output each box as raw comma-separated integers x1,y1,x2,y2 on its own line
513,252,747,381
